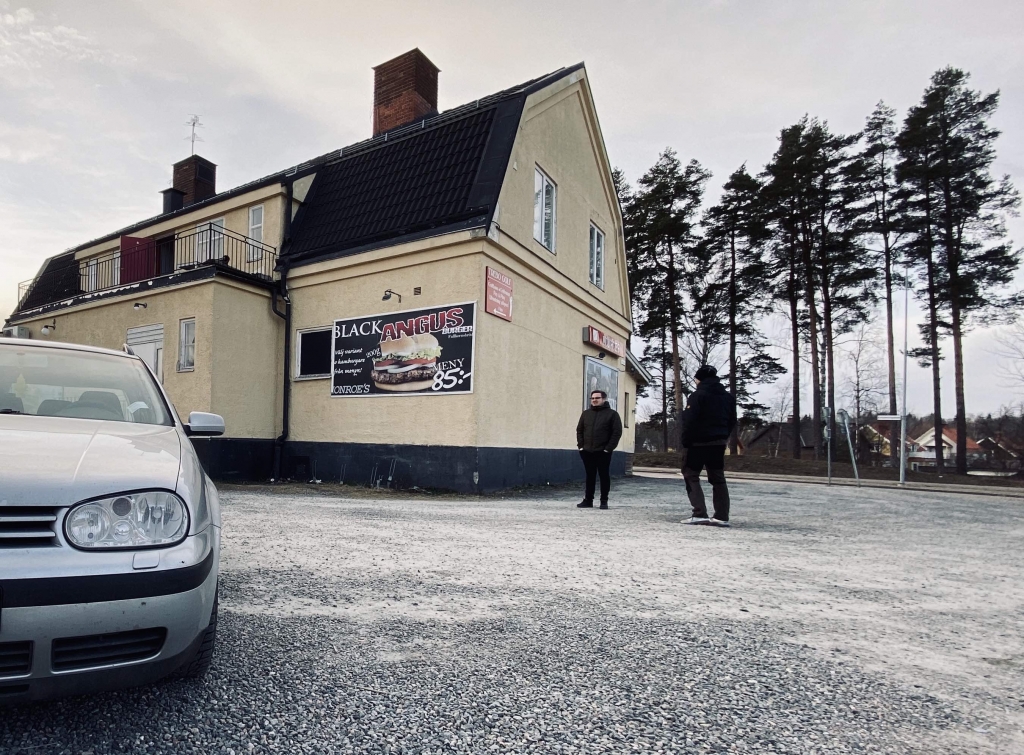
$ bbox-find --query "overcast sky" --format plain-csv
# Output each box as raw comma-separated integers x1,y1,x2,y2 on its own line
2,0,1022,416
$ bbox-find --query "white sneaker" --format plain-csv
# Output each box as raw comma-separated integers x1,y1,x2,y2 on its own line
683,516,711,525
708,518,731,527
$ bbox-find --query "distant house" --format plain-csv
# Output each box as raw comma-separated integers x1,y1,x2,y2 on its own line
907,426,984,471
723,437,745,456
745,416,815,457
976,437,1021,472
859,422,898,464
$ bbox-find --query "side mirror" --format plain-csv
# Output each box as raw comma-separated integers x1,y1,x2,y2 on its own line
184,411,225,437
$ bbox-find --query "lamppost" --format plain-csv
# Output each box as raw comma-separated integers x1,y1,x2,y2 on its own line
899,263,910,486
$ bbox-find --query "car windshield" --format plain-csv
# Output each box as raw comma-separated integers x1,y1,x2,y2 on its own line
0,344,173,426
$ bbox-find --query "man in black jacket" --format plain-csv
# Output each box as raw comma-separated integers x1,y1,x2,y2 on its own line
576,390,623,509
680,365,737,526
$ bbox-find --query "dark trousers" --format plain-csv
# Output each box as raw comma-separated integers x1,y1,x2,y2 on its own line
682,444,730,521
580,450,612,503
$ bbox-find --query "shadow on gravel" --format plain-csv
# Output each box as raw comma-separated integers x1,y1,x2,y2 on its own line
1,569,964,755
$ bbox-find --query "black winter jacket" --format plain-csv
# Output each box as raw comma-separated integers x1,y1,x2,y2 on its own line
577,404,623,452
680,376,737,448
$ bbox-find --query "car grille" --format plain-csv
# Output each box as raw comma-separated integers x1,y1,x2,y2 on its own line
0,683,29,698
0,641,32,676
0,507,60,548
52,628,167,672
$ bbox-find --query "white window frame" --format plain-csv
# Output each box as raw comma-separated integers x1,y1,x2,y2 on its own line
247,205,264,262
112,251,121,287
85,258,98,292
589,223,605,289
533,166,556,252
196,218,225,263
294,327,333,380
178,318,196,372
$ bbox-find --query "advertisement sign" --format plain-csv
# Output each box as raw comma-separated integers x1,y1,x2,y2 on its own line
485,267,513,321
583,326,625,358
331,302,476,397
583,356,619,411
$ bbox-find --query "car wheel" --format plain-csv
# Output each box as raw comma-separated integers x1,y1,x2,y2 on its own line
171,584,218,680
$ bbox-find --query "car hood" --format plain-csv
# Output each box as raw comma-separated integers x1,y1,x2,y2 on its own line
0,417,182,507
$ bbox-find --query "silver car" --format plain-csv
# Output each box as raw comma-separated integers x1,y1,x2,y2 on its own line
0,337,222,704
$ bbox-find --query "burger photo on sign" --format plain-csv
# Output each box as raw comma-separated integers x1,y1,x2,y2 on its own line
372,333,442,392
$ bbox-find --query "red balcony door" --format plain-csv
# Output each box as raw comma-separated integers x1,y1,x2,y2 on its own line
120,236,158,284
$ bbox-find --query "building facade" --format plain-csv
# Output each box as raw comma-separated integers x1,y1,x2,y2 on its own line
4,50,650,493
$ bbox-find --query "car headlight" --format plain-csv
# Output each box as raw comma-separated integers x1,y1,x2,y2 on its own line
65,491,189,550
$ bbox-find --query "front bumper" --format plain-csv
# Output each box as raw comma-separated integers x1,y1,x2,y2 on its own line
0,530,219,705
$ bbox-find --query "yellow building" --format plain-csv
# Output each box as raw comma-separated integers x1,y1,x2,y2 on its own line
4,50,651,492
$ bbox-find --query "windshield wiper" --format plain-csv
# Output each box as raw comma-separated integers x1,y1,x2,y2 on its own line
0,409,24,414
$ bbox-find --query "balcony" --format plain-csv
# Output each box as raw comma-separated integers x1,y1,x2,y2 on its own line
14,225,277,316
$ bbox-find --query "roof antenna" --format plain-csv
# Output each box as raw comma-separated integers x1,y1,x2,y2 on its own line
185,115,204,155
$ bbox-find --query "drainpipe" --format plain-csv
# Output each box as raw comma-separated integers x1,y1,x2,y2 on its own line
271,180,295,480
271,273,290,480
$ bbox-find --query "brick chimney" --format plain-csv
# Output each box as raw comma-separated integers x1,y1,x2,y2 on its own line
372,49,439,136
172,154,217,206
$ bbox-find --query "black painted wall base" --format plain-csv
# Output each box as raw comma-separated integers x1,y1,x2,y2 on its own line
189,437,275,483
189,437,630,494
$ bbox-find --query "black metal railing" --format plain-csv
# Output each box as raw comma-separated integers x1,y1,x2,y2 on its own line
16,225,277,313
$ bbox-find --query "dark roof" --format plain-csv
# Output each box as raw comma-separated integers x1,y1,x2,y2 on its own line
283,64,582,266
283,106,502,265
746,418,816,451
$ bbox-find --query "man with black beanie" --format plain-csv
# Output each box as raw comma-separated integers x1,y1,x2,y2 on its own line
576,389,623,509
680,365,737,526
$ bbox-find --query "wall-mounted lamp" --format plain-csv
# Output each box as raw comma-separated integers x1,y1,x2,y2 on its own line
133,302,147,310
382,289,403,303
598,351,607,360
40,320,57,336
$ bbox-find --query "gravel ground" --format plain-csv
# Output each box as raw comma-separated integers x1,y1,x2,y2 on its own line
2,474,1022,754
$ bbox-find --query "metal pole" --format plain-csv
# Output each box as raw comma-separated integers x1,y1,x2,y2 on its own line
900,264,910,486
825,406,832,486
838,409,860,487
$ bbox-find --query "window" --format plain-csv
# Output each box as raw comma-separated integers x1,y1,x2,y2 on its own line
128,324,164,383
247,205,264,262
196,218,224,263
83,259,98,292
589,224,605,288
583,356,618,411
178,319,196,372
296,328,332,379
533,167,556,251
112,251,121,287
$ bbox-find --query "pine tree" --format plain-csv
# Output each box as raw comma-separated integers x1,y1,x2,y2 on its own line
763,121,825,457
764,118,876,460
628,150,711,428
861,103,905,454
898,68,1021,474
704,166,783,453
762,143,807,459
897,105,948,473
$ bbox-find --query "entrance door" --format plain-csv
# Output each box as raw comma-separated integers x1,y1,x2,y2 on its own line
127,324,165,383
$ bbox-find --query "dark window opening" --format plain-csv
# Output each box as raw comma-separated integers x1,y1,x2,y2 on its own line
298,330,332,377
157,237,175,275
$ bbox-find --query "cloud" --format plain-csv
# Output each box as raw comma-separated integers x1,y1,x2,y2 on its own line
0,122,63,163
0,5,132,86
